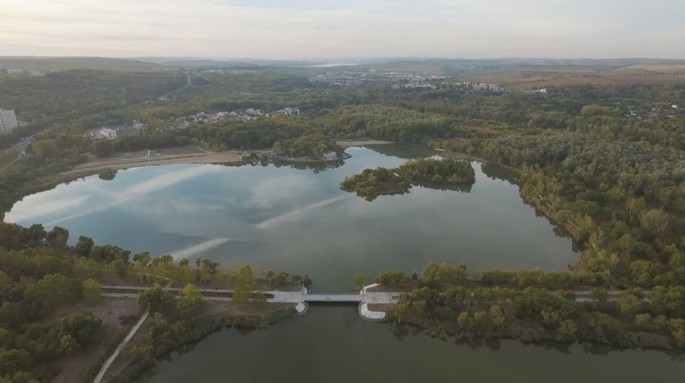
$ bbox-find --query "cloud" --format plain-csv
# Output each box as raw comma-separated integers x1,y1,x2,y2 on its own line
0,0,683,58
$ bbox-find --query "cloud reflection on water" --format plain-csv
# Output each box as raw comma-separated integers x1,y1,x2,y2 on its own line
43,166,223,226
168,238,234,260
255,195,346,229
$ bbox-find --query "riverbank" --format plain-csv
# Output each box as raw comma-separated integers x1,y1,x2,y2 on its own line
336,139,393,148
61,146,243,176
63,140,392,176
393,308,684,352
101,302,297,383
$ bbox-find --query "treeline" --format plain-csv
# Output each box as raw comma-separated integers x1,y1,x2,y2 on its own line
479,132,685,286
375,263,685,350
272,133,341,159
321,104,455,143
341,158,475,201
374,263,611,290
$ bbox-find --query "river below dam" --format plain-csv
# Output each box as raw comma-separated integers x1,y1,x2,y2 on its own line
148,306,685,383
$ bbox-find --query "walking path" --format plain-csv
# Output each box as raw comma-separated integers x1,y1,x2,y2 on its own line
0,156,20,175
92,311,150,383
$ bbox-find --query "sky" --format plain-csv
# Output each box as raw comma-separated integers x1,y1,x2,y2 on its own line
1,0,684,59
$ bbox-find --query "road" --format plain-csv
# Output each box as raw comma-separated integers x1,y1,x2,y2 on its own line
0,156,21,175
0,137,31,175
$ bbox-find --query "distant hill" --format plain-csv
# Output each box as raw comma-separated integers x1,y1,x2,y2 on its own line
0,56,166,72
134,57,320,68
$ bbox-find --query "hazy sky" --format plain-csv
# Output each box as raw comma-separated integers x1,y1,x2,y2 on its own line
1,0,684,59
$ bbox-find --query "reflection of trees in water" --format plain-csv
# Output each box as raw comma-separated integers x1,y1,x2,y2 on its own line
392,323,685,358
365,144,439,160
217,158,345,174
480,162,520,185
392,323,423,342
98,168,117,181
272,160,345,174
412,180,472,193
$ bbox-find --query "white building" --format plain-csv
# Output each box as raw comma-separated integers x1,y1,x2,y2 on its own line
246,108,264,116
98,128,118,140
0,109,18,134
275,107,300,116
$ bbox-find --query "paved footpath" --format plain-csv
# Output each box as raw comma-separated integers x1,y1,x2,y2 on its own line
92,311,150,383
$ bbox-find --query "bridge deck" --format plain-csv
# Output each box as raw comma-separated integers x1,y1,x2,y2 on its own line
304,294,363,303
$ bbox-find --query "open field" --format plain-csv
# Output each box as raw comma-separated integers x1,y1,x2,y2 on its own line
462,62,685,89
616,63,685,74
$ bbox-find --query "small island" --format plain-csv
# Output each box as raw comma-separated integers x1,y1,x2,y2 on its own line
340,158,475,201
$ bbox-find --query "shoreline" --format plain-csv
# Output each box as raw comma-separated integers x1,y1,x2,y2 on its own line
61,151,243,176
336,139,393,148
61,140,396,176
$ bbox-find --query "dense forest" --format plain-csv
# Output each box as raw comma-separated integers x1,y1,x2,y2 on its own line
1,69,683,283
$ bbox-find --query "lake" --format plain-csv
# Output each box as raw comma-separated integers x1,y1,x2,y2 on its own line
8,145,683,381
7,145,576,291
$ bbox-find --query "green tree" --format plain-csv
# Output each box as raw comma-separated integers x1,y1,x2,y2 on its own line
75,236,94,258
589,287,609,303
177,283,202,321
558,319,577,341
73,257,100,279
138,283,174,312
635,313,652,327
58,334,79,355
82,279,102,304
93,139,115,157
0,349,29,377
59,313,102,346
112,259,128,278
31,138,59,159
617,291,641,314
352,274,366,292
232,266,254,303
422,263,441,285
456,312,470,331
46,226,69,251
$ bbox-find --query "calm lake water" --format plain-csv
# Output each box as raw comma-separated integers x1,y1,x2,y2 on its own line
7,145,576,291
7,145,684,381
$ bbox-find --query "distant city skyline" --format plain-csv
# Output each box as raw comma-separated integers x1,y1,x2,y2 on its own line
1,0,684,59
